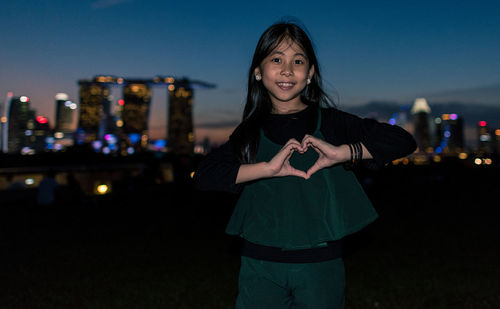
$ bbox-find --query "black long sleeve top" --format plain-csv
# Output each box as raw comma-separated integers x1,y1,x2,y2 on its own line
194,105,417,194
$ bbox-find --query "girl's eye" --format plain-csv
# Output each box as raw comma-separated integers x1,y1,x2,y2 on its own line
271,58,281,63
294,59,304,65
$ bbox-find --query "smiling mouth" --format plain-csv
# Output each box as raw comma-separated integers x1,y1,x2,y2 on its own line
276,82,295,90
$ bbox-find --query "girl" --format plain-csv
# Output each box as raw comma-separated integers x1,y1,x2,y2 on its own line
194,21,416,309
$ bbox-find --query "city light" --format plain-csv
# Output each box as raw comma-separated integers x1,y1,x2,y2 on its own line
55,93,69,100
96,184,110,195
20,96,29,102
458,152,468,160
92,140,102,151
474,158,482,165
1,116,7,123
479,121,487,127
128,133,140,144
54,132,64,139
450,114,458,120
118,99,125,106
36,116,48,124
21,147,35,155
69,103,77,109
25,178,35,185
479,134,491,142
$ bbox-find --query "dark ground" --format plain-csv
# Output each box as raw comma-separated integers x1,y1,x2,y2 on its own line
1,163,499,309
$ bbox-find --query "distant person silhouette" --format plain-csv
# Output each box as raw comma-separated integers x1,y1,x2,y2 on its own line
37,170,58,206
66,172,85,205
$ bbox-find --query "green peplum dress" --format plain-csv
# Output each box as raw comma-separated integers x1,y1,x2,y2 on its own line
225,108,379,250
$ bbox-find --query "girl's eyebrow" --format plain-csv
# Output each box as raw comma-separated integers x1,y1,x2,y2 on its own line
270,51,307,58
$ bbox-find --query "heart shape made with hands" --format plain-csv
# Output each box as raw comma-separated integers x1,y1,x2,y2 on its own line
288,143,318,173
286,136,328,178
273,134,343,179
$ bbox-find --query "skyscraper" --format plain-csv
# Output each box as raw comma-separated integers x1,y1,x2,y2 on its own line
122,82,152,149
168,81,194,154
7,95,35,153
77,81,111,143
477,121,492,154
75,75,215,154
494,129,500,156
411,98,432,153
54,93,77,136
0,93,8,153
434,113,464,155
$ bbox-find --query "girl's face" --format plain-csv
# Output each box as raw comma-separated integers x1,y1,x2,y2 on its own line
255,38,314,112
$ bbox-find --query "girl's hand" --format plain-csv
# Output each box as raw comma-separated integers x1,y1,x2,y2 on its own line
301,134,350,178
266,138,307,179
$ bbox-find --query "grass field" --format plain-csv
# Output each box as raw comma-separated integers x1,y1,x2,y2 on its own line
1,164,499,308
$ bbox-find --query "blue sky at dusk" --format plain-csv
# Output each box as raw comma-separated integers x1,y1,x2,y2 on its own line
1,0,499,143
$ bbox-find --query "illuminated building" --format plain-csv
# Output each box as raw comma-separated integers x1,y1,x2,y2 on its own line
77,80,111,143
411,98,432,153
495,129,500,156
76,75,215,154
122,82,152,149
54,93,77,136
0,93,9,153
33,116,51,152
477,121,492,154
434,113,464,155
7,95,36,153
168,80,194,154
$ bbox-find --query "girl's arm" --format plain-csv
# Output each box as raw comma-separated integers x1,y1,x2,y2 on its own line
301,135,372,178
194,138,308,191
193,141,242,193
322,108,417,168
236,138,307,183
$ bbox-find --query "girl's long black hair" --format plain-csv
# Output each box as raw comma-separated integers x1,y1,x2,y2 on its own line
230,21,335,164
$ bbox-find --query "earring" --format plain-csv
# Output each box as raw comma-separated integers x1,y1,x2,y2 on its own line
255,74,261,81
306,78,311,85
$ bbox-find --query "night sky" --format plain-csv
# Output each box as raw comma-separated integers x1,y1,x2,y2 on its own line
1,0,499,143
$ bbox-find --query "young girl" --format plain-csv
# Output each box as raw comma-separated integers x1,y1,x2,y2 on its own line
194,21,416,309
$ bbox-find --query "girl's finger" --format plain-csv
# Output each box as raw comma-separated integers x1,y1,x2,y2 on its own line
288,167,307,179
284,138,301,148
306,164,321,178
301,134,323,149
283,145,297,161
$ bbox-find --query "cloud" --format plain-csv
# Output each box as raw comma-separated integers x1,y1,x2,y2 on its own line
91,0,133,9
423,83,500,105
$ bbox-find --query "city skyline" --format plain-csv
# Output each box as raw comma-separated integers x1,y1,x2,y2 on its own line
1,0,499,143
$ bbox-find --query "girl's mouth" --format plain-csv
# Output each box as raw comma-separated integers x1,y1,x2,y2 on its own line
276,82,295,90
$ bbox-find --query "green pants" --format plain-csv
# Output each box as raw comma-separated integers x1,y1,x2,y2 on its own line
235,256,345,309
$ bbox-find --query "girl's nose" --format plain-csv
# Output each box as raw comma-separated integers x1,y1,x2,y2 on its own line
280,62,293,76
